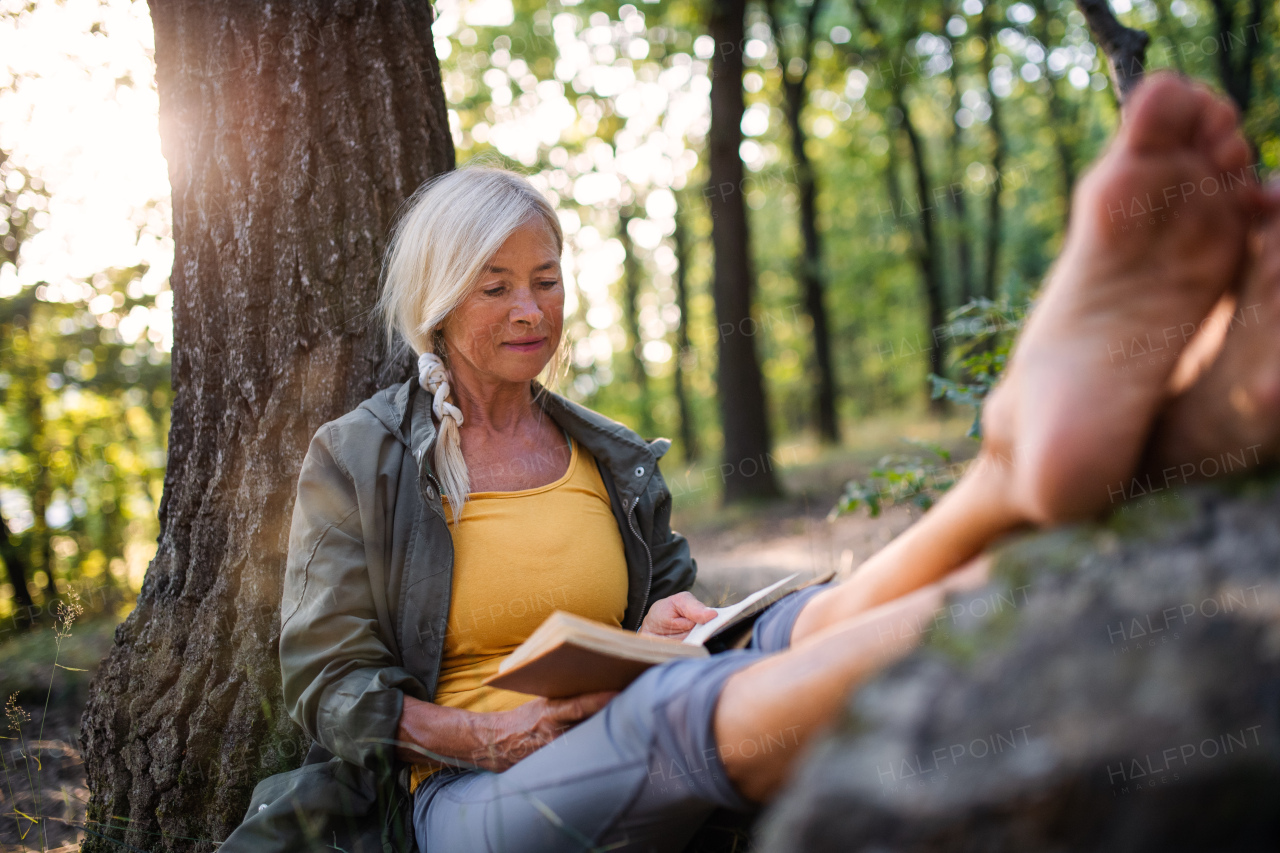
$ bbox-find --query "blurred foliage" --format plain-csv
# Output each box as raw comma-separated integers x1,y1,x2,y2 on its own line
1,145,170,630
930,295,1022,438
830,437,957,517
833,294,1022,517
440,0,1280,464
0,596,119,708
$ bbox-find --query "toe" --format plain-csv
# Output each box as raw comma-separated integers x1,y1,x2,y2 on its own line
1194,90,1242,153
1198,100,1252,181
1123,72,1211,153
1261,178,1280,212
1211,134,1252,177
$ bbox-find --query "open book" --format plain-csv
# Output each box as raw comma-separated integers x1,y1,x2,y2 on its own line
483,572,830,698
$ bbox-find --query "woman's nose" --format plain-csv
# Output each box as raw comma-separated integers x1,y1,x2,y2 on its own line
510,288,543,325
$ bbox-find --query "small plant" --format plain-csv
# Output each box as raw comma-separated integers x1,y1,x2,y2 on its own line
929,297,1021,439
1,587,86,851
832,298,1025,519
829,440,958,519
3,690,40,847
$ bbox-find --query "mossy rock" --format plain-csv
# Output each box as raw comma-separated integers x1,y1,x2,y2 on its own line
757,472,1280,852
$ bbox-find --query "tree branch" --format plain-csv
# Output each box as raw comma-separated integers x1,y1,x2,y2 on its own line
1074,0,1150,103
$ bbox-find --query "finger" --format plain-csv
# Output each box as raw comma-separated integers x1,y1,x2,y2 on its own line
554,690,617,720
673,592,718,622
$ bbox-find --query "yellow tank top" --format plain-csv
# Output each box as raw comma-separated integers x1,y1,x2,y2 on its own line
408,436,629,792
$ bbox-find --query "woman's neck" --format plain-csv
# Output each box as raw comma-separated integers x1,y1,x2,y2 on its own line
447,370,541,436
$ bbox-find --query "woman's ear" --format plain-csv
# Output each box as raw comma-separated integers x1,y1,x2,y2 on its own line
431,325,448,360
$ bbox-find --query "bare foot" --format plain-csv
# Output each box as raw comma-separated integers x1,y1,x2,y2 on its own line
983,72,1261,523
1140,208,1280,490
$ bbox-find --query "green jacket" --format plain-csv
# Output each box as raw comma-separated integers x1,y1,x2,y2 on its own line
221,378,697,852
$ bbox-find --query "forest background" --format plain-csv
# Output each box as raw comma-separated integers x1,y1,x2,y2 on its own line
0,0,1275,710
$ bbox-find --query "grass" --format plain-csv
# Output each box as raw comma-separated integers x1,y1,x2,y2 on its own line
0,608,125,710
1,594,132,852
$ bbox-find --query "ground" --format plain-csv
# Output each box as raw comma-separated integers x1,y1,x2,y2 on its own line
0,412,974,852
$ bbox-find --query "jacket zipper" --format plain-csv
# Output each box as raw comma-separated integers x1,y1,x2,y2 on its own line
627,494,653,630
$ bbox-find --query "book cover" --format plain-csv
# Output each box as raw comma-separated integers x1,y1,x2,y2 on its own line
483,571,834,698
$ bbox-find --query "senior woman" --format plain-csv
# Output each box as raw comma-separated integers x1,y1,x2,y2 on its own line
273,161,998,853
271,73,1277,853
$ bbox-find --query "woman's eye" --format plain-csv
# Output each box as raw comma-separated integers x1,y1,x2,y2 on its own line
538,280,559,288
484,286,504,296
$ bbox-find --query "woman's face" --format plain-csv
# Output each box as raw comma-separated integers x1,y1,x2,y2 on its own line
440,217,564,388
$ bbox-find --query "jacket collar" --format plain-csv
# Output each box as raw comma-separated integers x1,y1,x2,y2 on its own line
357,378,668,507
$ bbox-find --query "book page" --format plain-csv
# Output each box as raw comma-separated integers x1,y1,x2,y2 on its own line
683,573,799,647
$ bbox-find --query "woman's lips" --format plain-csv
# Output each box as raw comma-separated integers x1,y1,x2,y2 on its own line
503,338,545,352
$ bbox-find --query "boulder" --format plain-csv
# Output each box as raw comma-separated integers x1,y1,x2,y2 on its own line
757,473,1280,852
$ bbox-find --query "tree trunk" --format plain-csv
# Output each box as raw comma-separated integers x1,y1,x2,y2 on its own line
944,0,976,306
1207,0,1263,115
897,98,949,412
707,0,783,503
78,2,453,850
980,0,1005,300
0,502,36,628
765,0,840,445
618,204,655,437
29,383,57,600
1031,0,1078,223
671,190,700,463
853,0,947,412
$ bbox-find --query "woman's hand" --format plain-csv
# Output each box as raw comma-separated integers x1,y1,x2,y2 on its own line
466,692,617,771
638,591,718,640
396,692,617,773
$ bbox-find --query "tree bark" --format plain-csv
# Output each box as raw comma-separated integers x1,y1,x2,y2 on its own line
78,2,453,850
764,0,841,444
707,0,783,503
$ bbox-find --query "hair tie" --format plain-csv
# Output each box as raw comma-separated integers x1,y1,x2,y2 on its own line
418,352,464,427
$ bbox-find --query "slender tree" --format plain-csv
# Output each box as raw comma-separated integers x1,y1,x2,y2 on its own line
618,204,655,437
763,0,841,444
0,502,35,624
1030,0,1080,221
853,0,949,409
79,2,453,849
670,190,701,462
980,0,1007,299
707,0,783,502
943,0,977,305
1207,0,1264,115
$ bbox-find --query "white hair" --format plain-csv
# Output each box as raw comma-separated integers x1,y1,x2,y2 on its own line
377,162,567,525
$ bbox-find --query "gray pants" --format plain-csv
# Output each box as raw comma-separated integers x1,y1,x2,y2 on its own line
413,582,834,853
